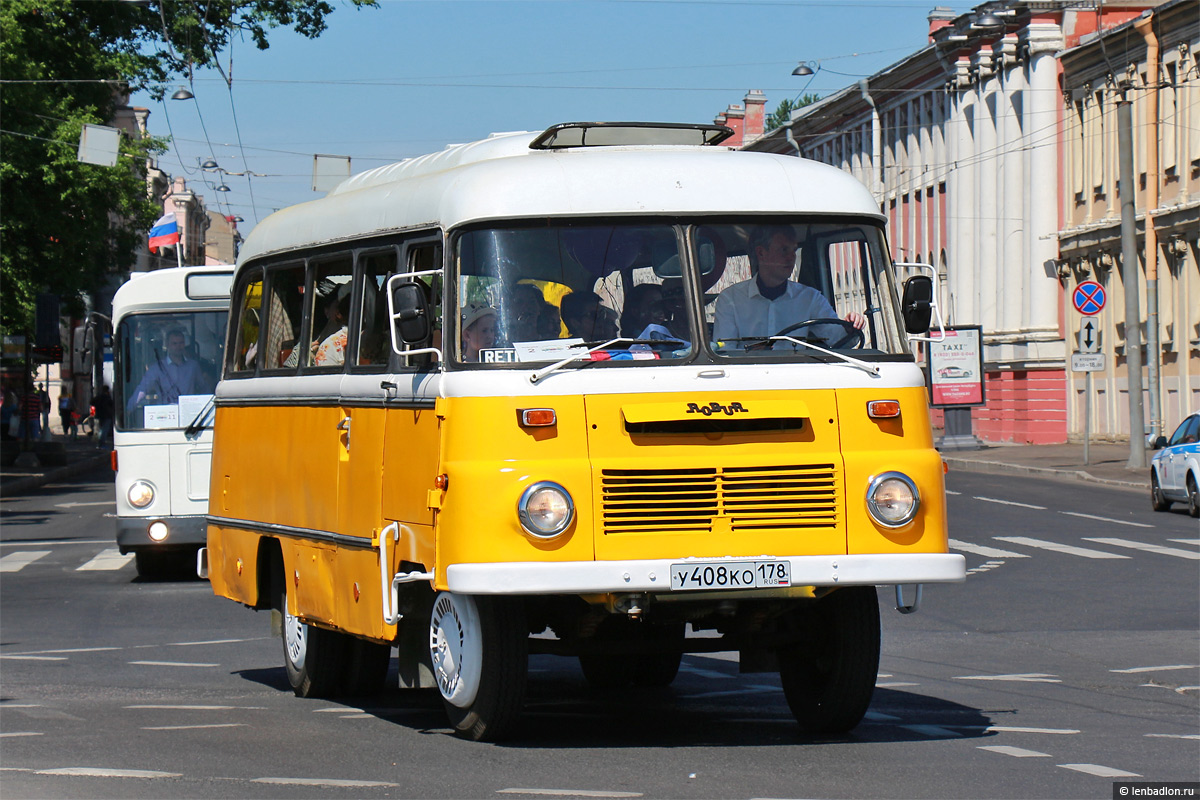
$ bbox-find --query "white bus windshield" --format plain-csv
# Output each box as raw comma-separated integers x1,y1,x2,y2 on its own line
116,310,227,431
452,219,909,367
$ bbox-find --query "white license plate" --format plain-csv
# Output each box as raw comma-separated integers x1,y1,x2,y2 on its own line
670,560,791,591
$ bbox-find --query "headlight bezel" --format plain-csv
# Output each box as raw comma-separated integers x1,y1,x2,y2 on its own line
517,481,574,539
865,471,921,528
127,480,156,509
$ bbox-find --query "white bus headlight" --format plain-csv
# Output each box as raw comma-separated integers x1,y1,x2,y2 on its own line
866,472,920,528
148,521,169,542
517,482,574,538
127,481,156,509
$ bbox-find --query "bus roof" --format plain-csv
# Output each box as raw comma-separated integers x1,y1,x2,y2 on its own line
112,265,234,320
237,124,884,266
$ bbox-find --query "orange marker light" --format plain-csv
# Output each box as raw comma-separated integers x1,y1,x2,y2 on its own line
867,400,901,419
520,408,557,427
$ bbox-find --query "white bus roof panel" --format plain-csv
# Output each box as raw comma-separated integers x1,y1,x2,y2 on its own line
112,265,234,321
238,129,883,266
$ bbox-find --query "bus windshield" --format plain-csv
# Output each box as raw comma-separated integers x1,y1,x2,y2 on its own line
116,310,227,431
452,219,909,367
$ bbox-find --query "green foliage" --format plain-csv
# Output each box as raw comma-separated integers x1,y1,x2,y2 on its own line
765,94,822,131
0,0,376,336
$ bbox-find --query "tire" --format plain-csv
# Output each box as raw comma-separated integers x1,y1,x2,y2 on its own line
578,619,684,689
777,586,881,734
134,548,196,580
430,592,527,742
1187,474,1199,519
341,638,392,696
1151,471,1172,512
281,586,347,698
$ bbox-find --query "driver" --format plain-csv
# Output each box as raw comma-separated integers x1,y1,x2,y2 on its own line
713,226,865,347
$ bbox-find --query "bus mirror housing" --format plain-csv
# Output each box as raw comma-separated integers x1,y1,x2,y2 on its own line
386,279,431,349
901,275,933,333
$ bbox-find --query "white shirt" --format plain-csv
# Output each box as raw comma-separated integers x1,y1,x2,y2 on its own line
713,279,840,344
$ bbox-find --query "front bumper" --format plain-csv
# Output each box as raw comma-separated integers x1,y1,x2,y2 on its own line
116,515,207,552
446,552,966,595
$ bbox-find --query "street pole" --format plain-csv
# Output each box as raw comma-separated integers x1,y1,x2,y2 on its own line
1117,91,1145,469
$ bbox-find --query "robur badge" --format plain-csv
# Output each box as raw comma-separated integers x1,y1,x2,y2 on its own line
686,401,749,416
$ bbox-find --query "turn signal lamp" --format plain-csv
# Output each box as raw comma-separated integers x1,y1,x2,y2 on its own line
867,400,901,419
519,408,557,428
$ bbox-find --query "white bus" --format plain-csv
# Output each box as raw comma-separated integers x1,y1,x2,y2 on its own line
112,265,232,578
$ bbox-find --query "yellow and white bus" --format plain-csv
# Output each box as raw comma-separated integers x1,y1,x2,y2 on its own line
112,264,232,578
204,122,964,741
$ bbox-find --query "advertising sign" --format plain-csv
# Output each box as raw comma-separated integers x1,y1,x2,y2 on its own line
928,325,985,407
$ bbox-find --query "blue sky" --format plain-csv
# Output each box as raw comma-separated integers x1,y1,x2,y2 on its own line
133,0,974,235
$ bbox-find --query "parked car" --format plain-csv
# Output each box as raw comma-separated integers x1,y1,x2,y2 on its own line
1150,411,1199,517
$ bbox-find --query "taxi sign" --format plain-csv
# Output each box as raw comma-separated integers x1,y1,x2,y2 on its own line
1073,281,1106,316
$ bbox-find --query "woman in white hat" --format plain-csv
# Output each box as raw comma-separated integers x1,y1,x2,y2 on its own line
462,303,497,362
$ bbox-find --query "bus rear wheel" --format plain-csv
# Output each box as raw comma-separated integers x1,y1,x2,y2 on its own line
429,592,527,742
281,586,346,698
776,586,880,734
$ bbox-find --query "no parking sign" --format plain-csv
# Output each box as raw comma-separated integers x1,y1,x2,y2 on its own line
1072,281,1106,316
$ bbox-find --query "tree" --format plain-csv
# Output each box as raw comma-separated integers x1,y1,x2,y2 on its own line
765,94,821,132
0,0,376,336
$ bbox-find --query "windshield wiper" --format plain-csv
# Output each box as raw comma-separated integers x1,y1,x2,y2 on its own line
528,338,674,384
183,395,216,436
764,335,880,377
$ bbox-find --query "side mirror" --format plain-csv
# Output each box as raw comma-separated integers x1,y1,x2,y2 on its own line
901,275,934,333
388,280,431,348
1152,435,1168,450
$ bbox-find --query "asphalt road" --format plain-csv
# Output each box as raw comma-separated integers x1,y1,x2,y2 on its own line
1,466,1196,799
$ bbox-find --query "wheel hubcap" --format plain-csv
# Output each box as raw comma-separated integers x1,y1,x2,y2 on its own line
284,604,307,670
429,592,482,708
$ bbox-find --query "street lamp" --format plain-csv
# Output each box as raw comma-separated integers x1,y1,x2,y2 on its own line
791,60,818,77
170,87,194,100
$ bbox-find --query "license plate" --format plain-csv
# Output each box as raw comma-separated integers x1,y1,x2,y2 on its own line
670,560,791,591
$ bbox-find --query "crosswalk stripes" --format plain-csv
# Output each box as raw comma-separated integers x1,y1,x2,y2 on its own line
992,536,1130,559
0,551,51,573
77,548,135,571
1083,537,1200,560
0,547,132,573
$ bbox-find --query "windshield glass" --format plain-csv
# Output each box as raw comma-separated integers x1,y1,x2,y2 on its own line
451,219,907,367
115,310,227,431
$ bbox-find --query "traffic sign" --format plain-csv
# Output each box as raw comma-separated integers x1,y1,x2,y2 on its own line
1072,281,1106,316
1071,352,1105,372
1078,319,1100,353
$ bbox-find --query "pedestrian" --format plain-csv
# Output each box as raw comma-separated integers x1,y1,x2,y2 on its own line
93,384,114,446
37,382,51,438
59,387,78,440
21,383,42,441
1,382,18,440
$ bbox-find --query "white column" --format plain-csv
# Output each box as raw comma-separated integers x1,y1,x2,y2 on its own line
1026,27,1065,335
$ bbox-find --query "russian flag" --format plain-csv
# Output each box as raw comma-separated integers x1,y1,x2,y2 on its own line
149,213,180,253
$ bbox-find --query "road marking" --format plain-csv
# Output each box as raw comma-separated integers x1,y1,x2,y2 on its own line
1144,733,1200,740
875,681,919,687
1111,665,1199,673
679,665,735,680
953,673,1061,683
54,500,116,508
1083,538,1200,560
252,777,399,788
128,661,219,668
950,539,1028,559
945,490,962,495
0,539,111,548
900,724,960,737
0,732,44,738
685,685,780,699
37,767,182,778
0,655,67,661
1176,686,1199,694
142,723,248,731
125,704,265,710
993,537,1129,559
1057,764,1141,778
166,638,264,647
863,710,901,721
1059,511,1154,528
77,548,133,571
979,745,1051,758
0,551,50,572
9,647,118,655
496,791,643,798
985,726,1080,734
1167,539,1199,546
975,496,1047,510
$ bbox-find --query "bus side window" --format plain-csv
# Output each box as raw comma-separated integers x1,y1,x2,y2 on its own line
262,263,306,370
305,257,354,370
231,273,263,374
356,250,398,368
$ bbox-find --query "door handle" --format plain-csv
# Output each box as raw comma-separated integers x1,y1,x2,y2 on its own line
337,416,351,450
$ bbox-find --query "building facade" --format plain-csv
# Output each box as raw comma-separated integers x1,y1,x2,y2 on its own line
747,0,1196,443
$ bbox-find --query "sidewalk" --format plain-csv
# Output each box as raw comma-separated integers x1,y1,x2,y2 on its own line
0,432,1152,499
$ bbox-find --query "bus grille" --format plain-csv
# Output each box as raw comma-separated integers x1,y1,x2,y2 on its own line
600,464,839,534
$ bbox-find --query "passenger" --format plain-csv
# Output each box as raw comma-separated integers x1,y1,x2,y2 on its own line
713,226,865,347
461,303,497,362
561,291,618,341
621,283,680,341
504,284,549,344
312,285,352,367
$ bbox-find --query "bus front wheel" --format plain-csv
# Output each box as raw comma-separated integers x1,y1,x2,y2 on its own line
776,586,880,734
429,592,527,742
281,586,346,698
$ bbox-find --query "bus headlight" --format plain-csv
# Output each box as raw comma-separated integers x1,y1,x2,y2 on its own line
148,521,169,542
866,472,920,528
127,481,156,509
517,481,574,538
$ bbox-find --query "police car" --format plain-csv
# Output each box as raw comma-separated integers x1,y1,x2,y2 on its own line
1150,411,1200,518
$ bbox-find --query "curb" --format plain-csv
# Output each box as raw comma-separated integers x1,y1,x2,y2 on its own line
942,456,1148,491
2,453,112,496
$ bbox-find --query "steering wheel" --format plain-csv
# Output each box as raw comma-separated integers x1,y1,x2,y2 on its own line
775,318,865,350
